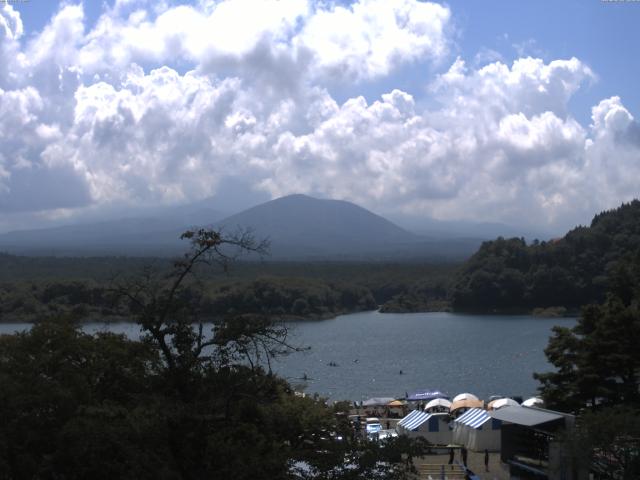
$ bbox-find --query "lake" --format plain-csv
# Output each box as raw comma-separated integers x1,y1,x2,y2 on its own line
0,311,575,402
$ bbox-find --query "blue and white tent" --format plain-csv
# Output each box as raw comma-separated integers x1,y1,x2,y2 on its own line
398,410,430,431
456,408,491,428
396,411,452,445
452,408,501,451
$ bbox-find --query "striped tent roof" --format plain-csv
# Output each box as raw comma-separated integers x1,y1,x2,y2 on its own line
397,410,421,427
397,410,432,431
454,408,491,429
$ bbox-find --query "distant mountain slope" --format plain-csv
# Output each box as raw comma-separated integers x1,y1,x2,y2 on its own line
0,207,222,256
0,193,484,259
391,215,554,241
216,194,419,257
450,200,640,311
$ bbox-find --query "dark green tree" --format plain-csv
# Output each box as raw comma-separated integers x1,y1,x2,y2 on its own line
0,320,163,479
535,252,640,412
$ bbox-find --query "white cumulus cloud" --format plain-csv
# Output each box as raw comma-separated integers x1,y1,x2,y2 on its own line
0,0,638,235
297,0,450,80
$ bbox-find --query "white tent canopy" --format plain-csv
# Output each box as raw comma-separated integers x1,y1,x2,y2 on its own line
424,398,452,411
452,408,501,452
522,397,544,407
488,398,519,410
452,393,479,402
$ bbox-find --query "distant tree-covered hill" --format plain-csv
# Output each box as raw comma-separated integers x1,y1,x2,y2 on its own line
450,200,640,312
0,248,464,322
0,276,378,324
205,277,377,320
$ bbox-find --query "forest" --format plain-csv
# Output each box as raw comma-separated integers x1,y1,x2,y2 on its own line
0,254,456,323
449,200,640,313
0,276,379,324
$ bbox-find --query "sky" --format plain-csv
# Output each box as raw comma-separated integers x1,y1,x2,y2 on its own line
1,0,639,234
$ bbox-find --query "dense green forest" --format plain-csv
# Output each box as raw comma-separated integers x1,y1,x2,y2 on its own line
0,277,380,324
450,200,640,312
0,253,457,322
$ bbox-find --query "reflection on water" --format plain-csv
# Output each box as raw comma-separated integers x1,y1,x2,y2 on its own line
0,311,575,402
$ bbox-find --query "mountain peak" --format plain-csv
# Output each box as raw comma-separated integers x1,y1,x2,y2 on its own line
216,194,418,258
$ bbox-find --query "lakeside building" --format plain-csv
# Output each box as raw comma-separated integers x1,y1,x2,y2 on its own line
452,408,502,451
490,405,584,479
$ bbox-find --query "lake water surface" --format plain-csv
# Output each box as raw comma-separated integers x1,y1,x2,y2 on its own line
0,311,575,402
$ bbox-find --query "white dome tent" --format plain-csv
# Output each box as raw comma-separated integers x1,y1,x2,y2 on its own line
450,394,484,416
424,398,452,412
487,398,520,410
522,397,544,407
452,393,480,402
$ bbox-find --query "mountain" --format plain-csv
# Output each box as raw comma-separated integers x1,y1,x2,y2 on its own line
0,194,484,259
215,194,481,260
216,194,414,254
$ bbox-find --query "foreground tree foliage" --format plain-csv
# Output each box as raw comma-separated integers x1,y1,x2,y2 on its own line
0,229,426,479
535,252,640,478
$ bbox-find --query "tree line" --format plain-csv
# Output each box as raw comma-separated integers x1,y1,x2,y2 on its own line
0,277,378,324
0,258,458,322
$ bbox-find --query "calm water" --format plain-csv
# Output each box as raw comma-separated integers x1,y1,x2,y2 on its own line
0,311,575,402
